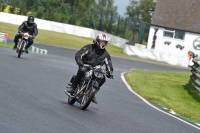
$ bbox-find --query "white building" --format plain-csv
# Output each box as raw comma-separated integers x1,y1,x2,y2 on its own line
147,0,200,58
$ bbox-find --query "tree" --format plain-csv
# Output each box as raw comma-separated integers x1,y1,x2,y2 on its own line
36,6,45,19
19,0,27,15
126,0,156,43
126,0,156,26
95,0,118,32
0,0,127,40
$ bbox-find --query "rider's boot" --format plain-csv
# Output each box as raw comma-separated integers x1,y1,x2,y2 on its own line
92,95,98,104
66,76,80,93
13,42,18,50
25,46,29,54
66,86,74,93
25,49,28,54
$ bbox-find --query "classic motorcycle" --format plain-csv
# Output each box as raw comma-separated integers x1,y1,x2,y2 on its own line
65,64,109,110
16,33,30,58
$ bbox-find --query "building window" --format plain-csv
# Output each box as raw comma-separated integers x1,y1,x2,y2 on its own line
175,30,185,40
163,28,174,38
163,28,185,40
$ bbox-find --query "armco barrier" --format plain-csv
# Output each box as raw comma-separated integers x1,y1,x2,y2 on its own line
190,58,200,92
0,32,7,43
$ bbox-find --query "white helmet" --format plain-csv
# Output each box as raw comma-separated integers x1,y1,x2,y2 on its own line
95,33,108,49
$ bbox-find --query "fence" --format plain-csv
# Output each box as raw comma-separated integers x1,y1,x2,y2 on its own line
190,58,200,92
0,32,7,43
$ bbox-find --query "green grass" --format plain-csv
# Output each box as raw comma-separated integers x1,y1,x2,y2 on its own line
0,21,165,64
126,69,200,123
0,21,123,51
0,42,13,48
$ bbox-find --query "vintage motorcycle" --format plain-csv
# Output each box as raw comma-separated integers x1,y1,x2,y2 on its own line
16,33,30,58
65,64,110,110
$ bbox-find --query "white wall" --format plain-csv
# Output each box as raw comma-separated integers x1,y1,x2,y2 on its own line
123,44,190,67
123,25,200,67
0,12,197,68
147,26,200,57
0,12,128,48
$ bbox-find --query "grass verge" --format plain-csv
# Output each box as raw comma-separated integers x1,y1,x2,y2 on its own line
0,42,32,50
0,22,167,64
0,42,13,48
126,69,200,123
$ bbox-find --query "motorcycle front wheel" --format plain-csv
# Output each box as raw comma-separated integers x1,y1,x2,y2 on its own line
18,41,25,58
80,87,96,110
68,95,76,105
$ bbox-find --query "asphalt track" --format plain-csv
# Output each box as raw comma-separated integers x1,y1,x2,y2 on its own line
0,43,199,133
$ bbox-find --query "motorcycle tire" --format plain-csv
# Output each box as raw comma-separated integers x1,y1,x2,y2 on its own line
80,87,96,110
18,41,25,58
68,96,76,105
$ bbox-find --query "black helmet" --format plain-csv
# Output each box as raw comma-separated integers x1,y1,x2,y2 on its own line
27,15,34,23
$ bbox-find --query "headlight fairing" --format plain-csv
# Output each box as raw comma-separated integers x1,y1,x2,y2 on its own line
94,67,104,78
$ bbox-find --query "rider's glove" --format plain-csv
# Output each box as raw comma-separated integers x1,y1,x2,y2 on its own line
29,35,35,39
28,35,33,41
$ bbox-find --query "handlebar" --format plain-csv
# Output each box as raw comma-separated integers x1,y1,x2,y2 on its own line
18,32,33,39
83,64,113,79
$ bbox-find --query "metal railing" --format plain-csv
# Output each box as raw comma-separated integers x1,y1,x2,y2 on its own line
190,58,200,92
0,32,7,43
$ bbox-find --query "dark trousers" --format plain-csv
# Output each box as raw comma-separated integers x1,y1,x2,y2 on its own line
71,66,106,89
14,34,33,49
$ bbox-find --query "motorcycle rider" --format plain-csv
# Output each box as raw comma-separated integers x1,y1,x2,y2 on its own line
13,15,38,53
66,33,114,104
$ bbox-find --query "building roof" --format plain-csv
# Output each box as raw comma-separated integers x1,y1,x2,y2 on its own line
151,0,200,34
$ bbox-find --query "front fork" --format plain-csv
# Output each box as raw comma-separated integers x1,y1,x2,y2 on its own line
17,41,26,51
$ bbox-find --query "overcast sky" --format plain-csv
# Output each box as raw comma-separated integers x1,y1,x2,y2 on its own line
114,0,130,16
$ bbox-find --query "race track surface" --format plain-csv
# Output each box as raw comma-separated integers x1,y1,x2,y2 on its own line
0,45,199,133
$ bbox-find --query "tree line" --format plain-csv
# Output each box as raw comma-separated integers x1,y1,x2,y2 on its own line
0,0,156,45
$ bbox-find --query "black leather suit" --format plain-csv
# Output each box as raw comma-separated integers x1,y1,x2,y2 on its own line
71,43,113,89
14,21,38,49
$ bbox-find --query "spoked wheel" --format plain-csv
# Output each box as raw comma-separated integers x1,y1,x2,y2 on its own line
80,87,96,110
18,41,25,58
